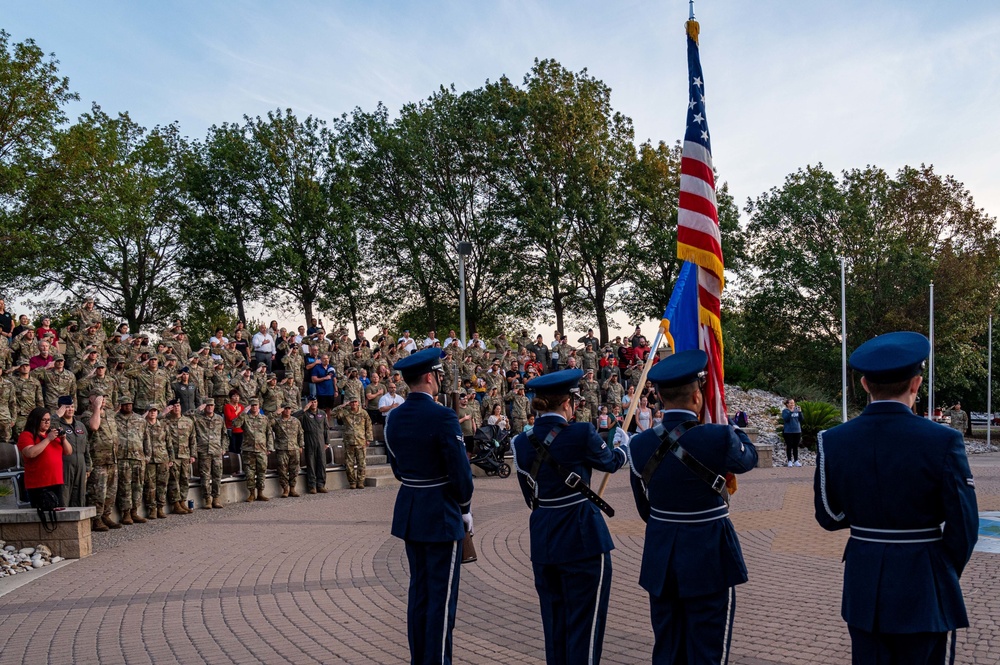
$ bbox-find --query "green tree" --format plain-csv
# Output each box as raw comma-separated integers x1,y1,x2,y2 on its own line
179,122,270,324
34,105,186,332
0,30,78,292
737,163,1000,405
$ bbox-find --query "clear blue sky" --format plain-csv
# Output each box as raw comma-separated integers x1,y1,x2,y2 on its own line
5,0,1000,334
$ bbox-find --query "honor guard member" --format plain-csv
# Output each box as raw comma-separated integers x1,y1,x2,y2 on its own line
626,350,757,664
511,368,629,665
815,332,979,665
385,348,474,665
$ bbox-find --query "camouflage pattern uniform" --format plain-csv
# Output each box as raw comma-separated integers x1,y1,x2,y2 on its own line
602,377,624,409
192,407,228,506
116,409,149,518
505,389,530,433
271,413,304,495
208,365,232,410
580,347,599,373
283,349,304,388
74,303,103,330
331,403,372,489
144,415,170,515
260,379,282,415
187,357,207,398
128,365,171,412
0,375,15,443
10,368,43,434
165,410,196,508
84,402,119,525
342,375,364,404
580,376,601,424
229,371,263,404
950,408,969,436
78,370,119,410
36,366,77,411
233,407,273,497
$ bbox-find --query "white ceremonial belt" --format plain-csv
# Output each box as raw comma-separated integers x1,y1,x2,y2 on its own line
401,475,448,488
849,525,943,544
649,505,729,523
535,495,590,509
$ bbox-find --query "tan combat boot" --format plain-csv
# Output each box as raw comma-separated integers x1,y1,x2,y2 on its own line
212,496,223,509
102,513,122,529
287,487,299,498
92,517,109,532
157,506,167,519
280,487,289,498
316,487,328,493
131,509,147,524
257,491,269,502
146,497,158,518
120,511,133,525
245,490,255,503
172,501,185,515
201,496,212,509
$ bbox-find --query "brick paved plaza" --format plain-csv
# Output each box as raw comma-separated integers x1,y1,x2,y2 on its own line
2,455,1000,665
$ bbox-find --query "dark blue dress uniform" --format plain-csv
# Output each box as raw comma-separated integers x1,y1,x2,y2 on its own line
511,369,628,665
815,332,979,665
386,349,474,665
626,350,757,665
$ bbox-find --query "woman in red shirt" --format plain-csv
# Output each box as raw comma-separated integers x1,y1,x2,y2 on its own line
223,389,245,454
17,407,72,508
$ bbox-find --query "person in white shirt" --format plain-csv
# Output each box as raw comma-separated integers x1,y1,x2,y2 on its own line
467,332,486,350
209,328,228,361
251,324,275,372
397,330,417,353
422,330,437,348
443,329,464,349
378,382,406,417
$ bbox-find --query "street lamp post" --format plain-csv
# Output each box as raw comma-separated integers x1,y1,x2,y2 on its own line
457,242,472,349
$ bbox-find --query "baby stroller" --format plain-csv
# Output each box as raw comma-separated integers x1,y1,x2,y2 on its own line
471,424,512,478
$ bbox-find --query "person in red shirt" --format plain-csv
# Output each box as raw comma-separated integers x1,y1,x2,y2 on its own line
223,389,245,455
35,317,59,344
17,407,72,508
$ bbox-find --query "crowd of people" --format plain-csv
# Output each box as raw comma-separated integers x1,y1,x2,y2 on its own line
0,296,673,530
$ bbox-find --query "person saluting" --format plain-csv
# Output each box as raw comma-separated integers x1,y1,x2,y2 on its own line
511,368,628,665
385,347,474,665
815,331,978,664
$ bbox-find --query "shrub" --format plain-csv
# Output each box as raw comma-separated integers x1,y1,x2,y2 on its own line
798,401,842,448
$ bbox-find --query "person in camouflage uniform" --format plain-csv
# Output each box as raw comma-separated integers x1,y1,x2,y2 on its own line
481,386,502,421
575,395,597,426
278,376,300,412
187,352,208,398
580,344,599,373
61,321,83,371
84,391,121,531
106,333,129,362
579,369,601,424
332,397,373,489
143,404,171,519
294,396,330,493
77,359,118,409
110,358,133,404
128,356,171,413
342,368,364,404
949,402,969,437
208,360,231,410
11,328,39,364
260,373,282,415
233,398,273,502
230,365,264,404
391,371,409,398
505,383,530,433
164,398,195,514
0,366,16,443
602,373,624,410
456,391,481,453
115,397,149,524
73,296,103,330
283,343,305,388
11,359,43,436
35,354,77,411
193,398,228,509
272,403,304,497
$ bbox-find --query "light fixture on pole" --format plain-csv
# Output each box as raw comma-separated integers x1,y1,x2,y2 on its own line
457,242,472,349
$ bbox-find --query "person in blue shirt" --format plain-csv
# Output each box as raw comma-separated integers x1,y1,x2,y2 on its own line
625,349,757,664
385,348,474,665
511,368,628,665
815,331,978,665
781,398,804,467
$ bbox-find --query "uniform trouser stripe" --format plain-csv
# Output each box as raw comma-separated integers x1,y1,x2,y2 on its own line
442,541,458,664
721,587,735,665
588,555,606,665
947,629,956,665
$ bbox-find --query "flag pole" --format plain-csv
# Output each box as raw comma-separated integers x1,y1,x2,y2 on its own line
840,257,848,422
988,314,993,448
596,325,665,498
689,0,695,20
928,282,935,420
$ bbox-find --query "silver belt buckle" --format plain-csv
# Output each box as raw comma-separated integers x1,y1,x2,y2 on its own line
525,476,537,491
711,475,727,493
565,472,581,488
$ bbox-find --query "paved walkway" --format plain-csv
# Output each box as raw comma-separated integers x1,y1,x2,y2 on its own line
2,456,1000,664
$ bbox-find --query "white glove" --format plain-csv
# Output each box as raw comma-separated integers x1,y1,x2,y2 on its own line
462,513,474,535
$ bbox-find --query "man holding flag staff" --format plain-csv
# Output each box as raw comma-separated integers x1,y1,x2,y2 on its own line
511,368,629,665
626,349,757,664
385,347,475,665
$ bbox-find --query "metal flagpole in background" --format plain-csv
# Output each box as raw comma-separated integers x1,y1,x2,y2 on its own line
988,315,993,448
841,257,848,422
928,282,935,419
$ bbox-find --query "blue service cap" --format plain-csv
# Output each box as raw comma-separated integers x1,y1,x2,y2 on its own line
849,331,929,383
393,347,445,379
526,368,584,395
648,349,708,388
57,395,74,406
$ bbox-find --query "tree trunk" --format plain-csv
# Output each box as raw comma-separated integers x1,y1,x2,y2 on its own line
551,282,565,336
234,283,247,325
303,300,314,329
594,287,610,346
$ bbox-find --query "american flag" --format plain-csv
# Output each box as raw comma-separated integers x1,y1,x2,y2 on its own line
675,18,727,424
